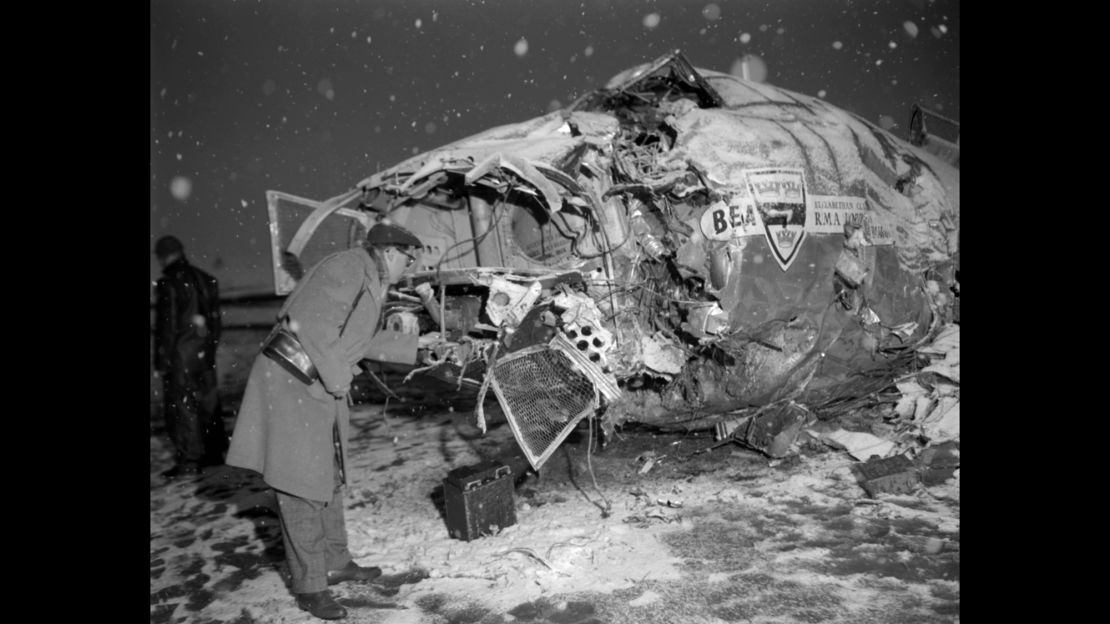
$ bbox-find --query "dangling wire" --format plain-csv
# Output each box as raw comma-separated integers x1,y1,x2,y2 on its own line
432,185,512,282
585,413,612,517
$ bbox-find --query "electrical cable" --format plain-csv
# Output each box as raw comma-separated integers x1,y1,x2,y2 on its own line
585,414,612,517
429,186,511,283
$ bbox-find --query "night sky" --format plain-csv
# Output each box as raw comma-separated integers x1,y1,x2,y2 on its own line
149,0,959,296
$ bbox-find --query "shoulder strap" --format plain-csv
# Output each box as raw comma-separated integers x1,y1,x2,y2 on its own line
339,284,367,336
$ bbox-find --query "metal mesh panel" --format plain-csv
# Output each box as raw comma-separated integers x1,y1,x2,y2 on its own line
489,346,598,470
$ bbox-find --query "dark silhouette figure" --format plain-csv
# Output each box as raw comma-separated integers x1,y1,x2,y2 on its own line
153,235,228,480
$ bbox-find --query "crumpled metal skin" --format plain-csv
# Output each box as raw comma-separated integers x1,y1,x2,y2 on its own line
273,51,958,430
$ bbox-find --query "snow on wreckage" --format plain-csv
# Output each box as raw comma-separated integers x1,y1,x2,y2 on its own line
265,50,960,471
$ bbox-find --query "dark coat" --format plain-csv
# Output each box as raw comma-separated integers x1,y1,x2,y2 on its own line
227,247,388,502
154,257,221,374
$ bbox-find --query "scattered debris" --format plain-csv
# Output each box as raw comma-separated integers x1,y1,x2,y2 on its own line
489,547,554,571
628,590,662,607
921,394,959,443
713,414,752,441
742,402,811,458
811,428,897,461
851,455,920,497
916,441,960,486
641,332,688,376
622,509,677,527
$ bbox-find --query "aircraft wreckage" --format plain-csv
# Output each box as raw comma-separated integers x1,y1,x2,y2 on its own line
266,51,960,470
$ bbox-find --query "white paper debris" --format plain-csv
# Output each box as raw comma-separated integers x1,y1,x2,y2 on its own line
629,590,662,607
914,394,934,422
920,324,959,356
922,398,959,442
922,347,960,382
894,380,928,419
812,429,897,461
641,332,687,375
553,290,605,328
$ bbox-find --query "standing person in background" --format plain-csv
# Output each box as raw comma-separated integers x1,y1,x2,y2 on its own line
153,235,228,480
227,222,435,621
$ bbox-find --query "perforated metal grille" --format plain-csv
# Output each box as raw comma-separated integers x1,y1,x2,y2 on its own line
490,346,598,470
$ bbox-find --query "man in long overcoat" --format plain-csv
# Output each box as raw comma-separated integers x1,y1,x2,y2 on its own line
227,222,433,620
154,235,228,479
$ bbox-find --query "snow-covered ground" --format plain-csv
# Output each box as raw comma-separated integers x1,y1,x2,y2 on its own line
151,387,959,623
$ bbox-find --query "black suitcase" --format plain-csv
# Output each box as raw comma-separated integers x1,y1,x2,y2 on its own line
443,460,517,541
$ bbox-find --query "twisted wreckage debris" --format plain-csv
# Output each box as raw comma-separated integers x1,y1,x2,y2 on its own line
266,51,960,471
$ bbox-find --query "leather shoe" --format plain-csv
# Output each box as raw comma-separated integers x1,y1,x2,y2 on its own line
295,590,347,620
161,464,201,480
326,560,382,586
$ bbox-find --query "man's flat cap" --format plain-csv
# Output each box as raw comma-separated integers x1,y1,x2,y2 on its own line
154,235,184,257
365,222,422,248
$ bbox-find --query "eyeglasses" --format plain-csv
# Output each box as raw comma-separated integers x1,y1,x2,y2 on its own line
397,249,417,268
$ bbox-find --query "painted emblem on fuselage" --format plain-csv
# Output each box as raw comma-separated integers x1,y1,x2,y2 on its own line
745,168,808,271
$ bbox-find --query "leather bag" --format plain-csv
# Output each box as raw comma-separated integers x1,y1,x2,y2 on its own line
261,326,319,384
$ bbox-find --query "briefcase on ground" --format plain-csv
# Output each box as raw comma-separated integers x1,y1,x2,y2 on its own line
443,460,516,541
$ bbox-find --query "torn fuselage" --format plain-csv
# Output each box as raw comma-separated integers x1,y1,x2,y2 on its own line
267,50,959,450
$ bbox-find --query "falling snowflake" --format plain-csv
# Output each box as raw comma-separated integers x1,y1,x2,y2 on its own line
832,40,843,50
170,176,193,201
643,13,660,29
514,38,529,57
702,3,721,21
903,21,919,38
739,32,751,44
